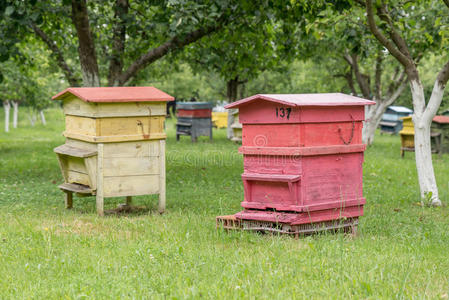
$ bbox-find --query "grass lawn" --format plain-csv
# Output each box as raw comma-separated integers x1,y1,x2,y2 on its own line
1,107,449,299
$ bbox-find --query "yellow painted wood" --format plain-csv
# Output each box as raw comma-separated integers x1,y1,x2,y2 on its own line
63,96,166,118
400,116,414,135
212,112,228,128
103,175,159,197
65,115,97,137
63,115,166,143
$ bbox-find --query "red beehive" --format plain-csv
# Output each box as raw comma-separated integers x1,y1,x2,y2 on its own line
219,93,374,235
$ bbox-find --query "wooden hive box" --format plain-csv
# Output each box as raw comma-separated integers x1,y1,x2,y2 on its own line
230,111,242,142
431,116,449,153
400,116,442,157
380,106,412,134
52,87,174,215
212,112,228,129
221,93,375,233
176,102,213,142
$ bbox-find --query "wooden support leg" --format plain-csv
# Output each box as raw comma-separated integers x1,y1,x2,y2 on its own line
64,191,73,209
158,140,166,214
96,143,104,216
176,134,180,141
125,196,132,206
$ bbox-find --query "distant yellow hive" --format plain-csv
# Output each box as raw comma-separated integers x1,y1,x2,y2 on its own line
231,111,242,142
212,112,228,128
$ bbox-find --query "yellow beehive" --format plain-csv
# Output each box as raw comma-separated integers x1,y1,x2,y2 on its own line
212,112,228,128
399,116,415,156
52,87,174,215
231,111,242,142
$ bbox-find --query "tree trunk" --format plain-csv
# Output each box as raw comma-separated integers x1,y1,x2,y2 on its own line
410,80,442,206
3,101,10,133
39,110,46,126
362,102,386,145
362,81,406,145
72,0,100,87
12,101,19,129
28,110,37,127
226,77,239,139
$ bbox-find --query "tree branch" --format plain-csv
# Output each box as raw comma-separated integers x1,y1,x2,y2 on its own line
365,0,415,75
344,52,371,98
374,51,383,100
377,4,414,62
30,23,81,87
117,21,225,86
443,0,449,9
71,0,100,86
108,0,128,86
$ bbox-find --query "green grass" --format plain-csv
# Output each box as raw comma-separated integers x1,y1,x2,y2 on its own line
1,107,449,299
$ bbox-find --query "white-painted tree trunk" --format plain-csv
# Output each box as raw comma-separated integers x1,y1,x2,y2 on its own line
12,101,19,128
362,82,407,145
39,110,46,125
28,111,37,127
362,103,386,145
410,80,444,206
3,101,10,133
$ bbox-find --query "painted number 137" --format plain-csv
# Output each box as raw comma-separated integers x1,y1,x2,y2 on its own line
275,107,291,120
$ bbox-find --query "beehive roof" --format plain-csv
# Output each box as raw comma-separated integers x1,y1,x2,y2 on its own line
387,106,413,113
433,115,449,124
225,93,375,108
52,86,174,102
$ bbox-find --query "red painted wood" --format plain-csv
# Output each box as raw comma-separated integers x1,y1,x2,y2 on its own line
52,86,174,102
238,103,365,124
242,122,362,147
235,205,363,225
177,109,211,118
223,93,372,228
239,144,366,156
433,115,449,124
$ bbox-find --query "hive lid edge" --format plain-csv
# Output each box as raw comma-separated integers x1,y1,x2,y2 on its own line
225,93,375,109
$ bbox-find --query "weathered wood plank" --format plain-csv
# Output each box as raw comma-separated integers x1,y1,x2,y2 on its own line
96,143,104,216
65,138,97,152
103,157,159,176
54,144,97,158
103,140,160,158
65,115,97,137
99,116,164,137
64,132,167,143
103,175,159,197
59,183,93,194
67,170,90,186
158,139,166,213
63,96,167,117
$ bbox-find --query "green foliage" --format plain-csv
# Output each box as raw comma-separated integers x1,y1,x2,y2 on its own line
1,108,449,298
0,36,64,110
